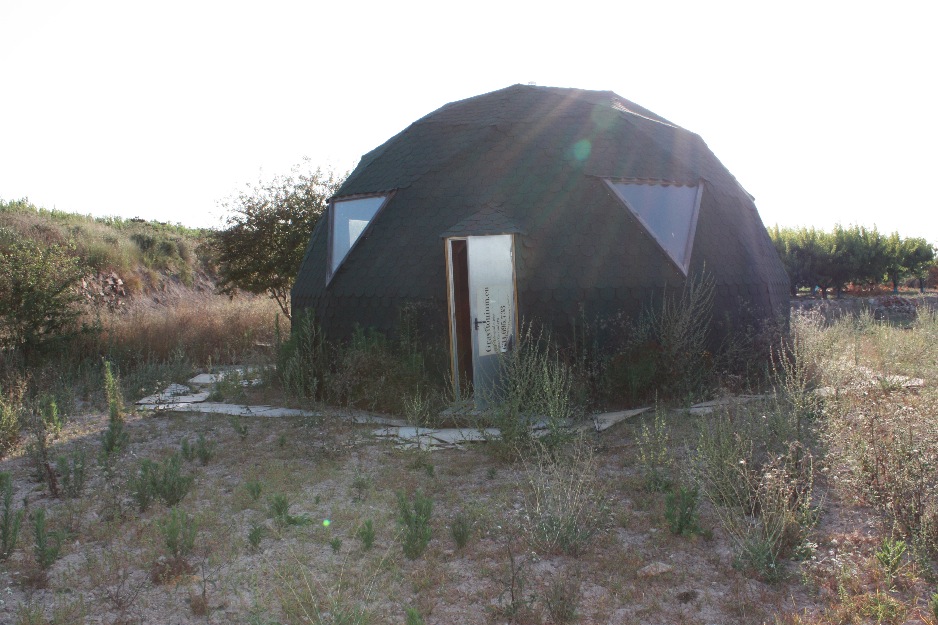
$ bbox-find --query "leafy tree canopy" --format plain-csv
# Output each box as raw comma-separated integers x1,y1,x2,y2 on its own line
209,161,345,318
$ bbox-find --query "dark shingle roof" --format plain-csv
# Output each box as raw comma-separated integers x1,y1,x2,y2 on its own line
293,84,789,339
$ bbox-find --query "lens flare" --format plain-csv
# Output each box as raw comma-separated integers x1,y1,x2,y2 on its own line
573,139,591,161
323,519,331,527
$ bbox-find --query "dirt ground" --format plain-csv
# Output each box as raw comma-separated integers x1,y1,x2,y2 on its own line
0,400,892,625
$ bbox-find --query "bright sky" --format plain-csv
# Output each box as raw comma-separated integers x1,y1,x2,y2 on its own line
1,1,935,241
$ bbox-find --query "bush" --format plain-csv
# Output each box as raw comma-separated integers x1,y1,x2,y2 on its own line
356,519,375,551
397,490,433,559
100,361,128,457
32,508,61,570
128,454,194,512
56,449,87,499
157,507,197,559
0,472,23,560
0,381,24,458
277,311,326,402
521,440,609,556
0,233,88,360
450,511,474,549
636,405,673,492
664,484,701,536
481,326,579,459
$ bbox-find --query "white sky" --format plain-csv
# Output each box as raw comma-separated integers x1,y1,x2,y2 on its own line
1,0,936,241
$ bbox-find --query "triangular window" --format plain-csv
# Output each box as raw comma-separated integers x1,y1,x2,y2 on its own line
329,195,388,278
605,180,703,274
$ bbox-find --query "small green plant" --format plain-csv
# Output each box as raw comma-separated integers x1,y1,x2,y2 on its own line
397,490,433,559
329,537,342,553
158,507,198,559
1,472,24,560
268,494,311,528
544,575,581,625
277,434,287,448
56,449,87,499
195,433,214,465
229,415,248,441
245,479,263,502
521,440,609,556
357,519,375,551
664,484,701,536
405,607,425,625
930,590,938,622
636,405,673,492
875,536,907,589
351,474,372,501
128,454,194,512
180,437,195,462
248,521,265,550
451,510,474,549
100,361,129,456
32,508,62,570
39,395,63,439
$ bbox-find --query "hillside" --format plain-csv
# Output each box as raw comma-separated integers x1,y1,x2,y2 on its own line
0,198,217,308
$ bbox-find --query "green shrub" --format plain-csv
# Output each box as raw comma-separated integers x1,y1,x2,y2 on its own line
0,472,23,560
357,519,375,551
397,490,433,559
329,537,342,553
248,522,265,550
158,507,197,559
56,449,87,499
180,436,195,462
268,494,310,528
0,382,24,457
451,511,474,549
128,454,193,512
544,575,581,625
277,311,326,401
481,327,579,459
245,479,263,502
100,361,128,456
636,405,673,492
32,508,61,570
405,607,425,625
230,415,248,441
875,537,907,589
521,440,609,556
664,484,701,536
195,433,214,465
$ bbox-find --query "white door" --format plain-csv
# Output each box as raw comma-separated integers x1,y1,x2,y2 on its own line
466,235,517,402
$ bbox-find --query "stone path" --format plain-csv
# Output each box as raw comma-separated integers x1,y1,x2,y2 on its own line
135,367,784,450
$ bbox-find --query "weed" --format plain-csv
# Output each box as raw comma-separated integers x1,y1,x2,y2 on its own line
492,539,535,622
268,493,311,528
544,574,581,625
100,360,129,456
277,434,287,448
32,508,61,570
128,454,193,512
1,472,24,559
246,479,263,502
195,433,215,465
664,484,701,536
230,415,249,440
521,439,609,556
351,474,371,502
329,537,342,553
875,536,907,589
930,591,938,622
248,521,265,550
55,448,87,499
24,403,58,498
278,310,326,402
397,490,433,559
357,519,375,551
637,404,673,492
405,607,425,625
451,510,474,549
158,507,197,559
180,436,195,462
0,380,24,457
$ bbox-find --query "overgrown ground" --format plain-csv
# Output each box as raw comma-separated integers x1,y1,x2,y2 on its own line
2,299,938,624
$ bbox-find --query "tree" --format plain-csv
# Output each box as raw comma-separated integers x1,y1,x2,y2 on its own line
899,237,934,293
0,230,88,359
209,162,345,318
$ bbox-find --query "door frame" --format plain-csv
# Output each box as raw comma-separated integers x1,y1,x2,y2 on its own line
444,234,520,401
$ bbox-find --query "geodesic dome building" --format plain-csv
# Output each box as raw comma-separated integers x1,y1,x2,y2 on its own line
293,84,789,395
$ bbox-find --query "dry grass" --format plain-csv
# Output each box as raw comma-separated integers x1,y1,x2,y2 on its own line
97,294,280,367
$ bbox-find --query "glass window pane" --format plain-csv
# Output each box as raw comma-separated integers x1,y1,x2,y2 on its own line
609,182,700,270
331,196,386,274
